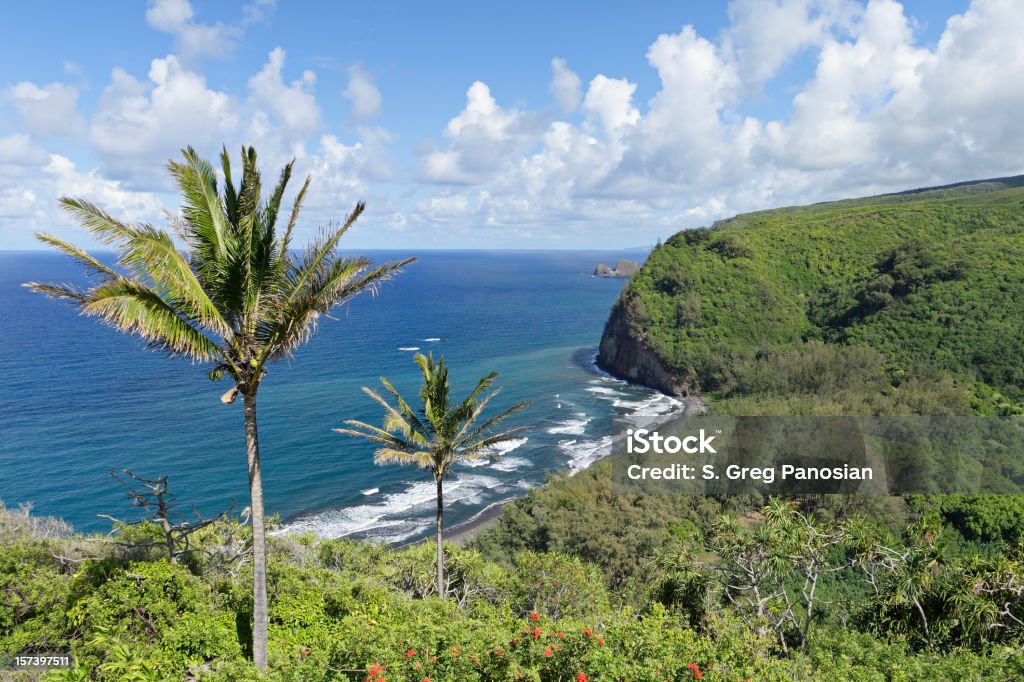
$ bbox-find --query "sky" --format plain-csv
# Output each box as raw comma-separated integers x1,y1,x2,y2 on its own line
1,0,1021,250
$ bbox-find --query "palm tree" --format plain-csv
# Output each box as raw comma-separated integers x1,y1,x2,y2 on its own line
336,353,527,597
24,146,412,671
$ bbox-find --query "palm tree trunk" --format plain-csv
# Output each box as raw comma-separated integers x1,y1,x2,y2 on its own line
436,475,445,599
244,392,269,672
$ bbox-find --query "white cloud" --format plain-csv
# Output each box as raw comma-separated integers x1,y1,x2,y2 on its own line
0,153,167,249
248,48,321,139
0,134,50,173
44,154,165,222
90,55,238,179
3,0,1023,250
724,0,858,88
419,81,544,184
409,0,1024,246
549,58,582,112
4,82,85,137
145,0,275,61
583,75,640,133
342,65,382,121
0,187,40,220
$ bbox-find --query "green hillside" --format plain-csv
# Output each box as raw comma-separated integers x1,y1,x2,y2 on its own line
608,177,1024,412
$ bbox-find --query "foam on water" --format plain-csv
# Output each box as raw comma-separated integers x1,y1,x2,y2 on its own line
585,385,626,397
613,394,682,415
560,435,614,474
491,456,529,472
547,413,591,435
282,472,505,539
279,479,439,537
483,436,529,456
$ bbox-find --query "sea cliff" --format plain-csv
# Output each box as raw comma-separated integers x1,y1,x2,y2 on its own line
596,175,1024,404
597,297,691,397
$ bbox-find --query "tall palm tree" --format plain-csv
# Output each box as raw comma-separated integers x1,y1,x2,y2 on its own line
24,146,412,671
336,353,527,597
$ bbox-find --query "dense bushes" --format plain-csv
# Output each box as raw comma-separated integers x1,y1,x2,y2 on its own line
5,498,1023,680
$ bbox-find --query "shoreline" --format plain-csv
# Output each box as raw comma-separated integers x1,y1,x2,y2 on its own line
420,389,707,548
284,349,704,548
444,500,508,545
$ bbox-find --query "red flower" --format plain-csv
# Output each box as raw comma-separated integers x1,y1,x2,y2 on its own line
597,636,604,647
555,631,564,638
422,678,431,682
543,648,553,657
577,674,589,682
406,649,416,659
694,673,703,680
532,627,543,638
582,628,593,638
529,612,540,621
688,663,700,671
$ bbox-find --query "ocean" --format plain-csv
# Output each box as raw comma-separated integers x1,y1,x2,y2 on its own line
0,250,680,543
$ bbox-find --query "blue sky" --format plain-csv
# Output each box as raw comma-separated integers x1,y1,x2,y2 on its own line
2,0,1020,250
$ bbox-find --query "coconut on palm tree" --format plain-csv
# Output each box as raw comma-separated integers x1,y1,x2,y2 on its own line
24,145,412,671
336,353,527,598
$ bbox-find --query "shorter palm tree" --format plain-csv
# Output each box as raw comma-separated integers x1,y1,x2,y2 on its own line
336,353,527,597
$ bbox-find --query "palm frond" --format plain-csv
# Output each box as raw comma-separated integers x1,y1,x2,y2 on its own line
57,198,232,337
125,231,230,337
284,202,366,291
278,174,311,271
58,197,140,247
82,279,220,361
22,281,91,303
220,146,239,226
449,380,501,441
458,399,530,446
458,427,529,459
335,421,418,450
168,146,232,260
378,377,430,441
258,256,412,361
372,448,434,468
33,233,120,279
264,158,293,233
356,388,428,445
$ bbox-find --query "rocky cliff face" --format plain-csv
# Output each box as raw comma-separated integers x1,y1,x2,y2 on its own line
597,298,693,397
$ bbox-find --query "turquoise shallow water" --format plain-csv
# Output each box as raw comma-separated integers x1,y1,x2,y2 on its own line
0,250,680,542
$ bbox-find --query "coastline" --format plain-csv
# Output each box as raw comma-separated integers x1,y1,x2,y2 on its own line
445,501,507,545
423,381,706,548
280,348,704,548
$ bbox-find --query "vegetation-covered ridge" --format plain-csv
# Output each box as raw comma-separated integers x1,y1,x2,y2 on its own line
598,175,1024,411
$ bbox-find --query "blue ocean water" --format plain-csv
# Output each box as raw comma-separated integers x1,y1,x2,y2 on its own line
0,250,680,542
